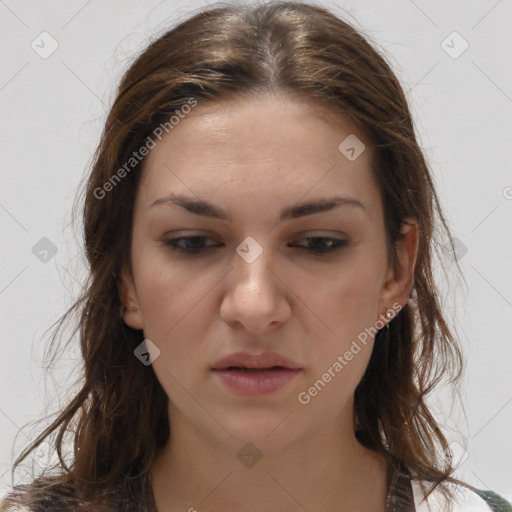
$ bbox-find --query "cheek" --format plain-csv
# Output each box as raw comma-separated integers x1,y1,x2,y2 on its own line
132,236,190,317
132,249,218,365
314,257,382,337
132,259,222,417
300,252,385,383
137,269,201,340
134,267,210,404
297,273,379,414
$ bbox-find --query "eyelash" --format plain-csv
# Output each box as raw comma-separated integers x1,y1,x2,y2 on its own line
163,235,349,255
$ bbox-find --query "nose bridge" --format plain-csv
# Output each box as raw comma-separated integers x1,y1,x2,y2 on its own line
220,235,290,331
232,235,274,301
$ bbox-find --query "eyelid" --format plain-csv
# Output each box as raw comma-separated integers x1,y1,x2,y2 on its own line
163,230,349,243
162,232,350,256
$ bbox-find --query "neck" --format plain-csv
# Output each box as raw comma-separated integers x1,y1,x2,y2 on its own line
150,401,389,512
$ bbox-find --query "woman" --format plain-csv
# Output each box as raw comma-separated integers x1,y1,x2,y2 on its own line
2,1,510,511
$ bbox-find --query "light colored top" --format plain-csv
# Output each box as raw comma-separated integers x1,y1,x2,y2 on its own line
412,480,510,511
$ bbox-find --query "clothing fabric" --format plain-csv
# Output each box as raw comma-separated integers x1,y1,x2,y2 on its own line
411,480,512,512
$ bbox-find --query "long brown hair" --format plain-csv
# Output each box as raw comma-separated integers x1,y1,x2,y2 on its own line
4,1,466,509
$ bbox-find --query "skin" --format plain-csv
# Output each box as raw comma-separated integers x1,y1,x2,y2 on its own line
120,93,419,512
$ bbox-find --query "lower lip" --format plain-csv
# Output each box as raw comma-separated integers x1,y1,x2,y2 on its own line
211,368,302,396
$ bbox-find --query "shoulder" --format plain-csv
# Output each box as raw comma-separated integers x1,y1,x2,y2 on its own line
0,477,74,512
1,470,150,512
412,479,512,512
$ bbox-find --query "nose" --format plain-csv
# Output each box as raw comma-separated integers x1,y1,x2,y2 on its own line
219,244,292,334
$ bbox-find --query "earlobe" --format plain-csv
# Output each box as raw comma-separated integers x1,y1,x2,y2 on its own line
118,268,144,330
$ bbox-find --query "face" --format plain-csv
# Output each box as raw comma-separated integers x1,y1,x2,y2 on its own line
120,94,417,452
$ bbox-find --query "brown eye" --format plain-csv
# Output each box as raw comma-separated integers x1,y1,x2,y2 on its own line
163,235,349,256
163,236,221,254
290,237,349,254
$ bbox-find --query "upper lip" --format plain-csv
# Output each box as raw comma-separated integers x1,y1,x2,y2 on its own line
212,351,301,370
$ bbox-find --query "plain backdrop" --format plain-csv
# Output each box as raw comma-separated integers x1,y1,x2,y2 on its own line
1,0,511,501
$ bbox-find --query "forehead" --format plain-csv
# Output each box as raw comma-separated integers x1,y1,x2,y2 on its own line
138,94,379,214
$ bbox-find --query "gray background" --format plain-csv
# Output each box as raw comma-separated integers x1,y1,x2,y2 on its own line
1,0,511,501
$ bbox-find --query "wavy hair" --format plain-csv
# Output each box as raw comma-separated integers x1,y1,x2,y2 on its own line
4,1,466,510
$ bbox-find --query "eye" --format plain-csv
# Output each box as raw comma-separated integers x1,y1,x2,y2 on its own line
163,236,221,254
163,235,349,256
289,236,349,254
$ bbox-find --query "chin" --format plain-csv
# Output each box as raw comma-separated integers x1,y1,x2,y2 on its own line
208,409,305,453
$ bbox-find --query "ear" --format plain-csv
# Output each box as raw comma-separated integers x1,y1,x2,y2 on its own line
118,268,144,330
378,218,419,316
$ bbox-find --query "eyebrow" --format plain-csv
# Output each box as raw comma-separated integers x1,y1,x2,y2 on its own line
149,193,365,221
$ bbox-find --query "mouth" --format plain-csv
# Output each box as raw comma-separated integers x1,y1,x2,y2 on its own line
211,366,302,396
223,366,290,372
211,351,302,372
